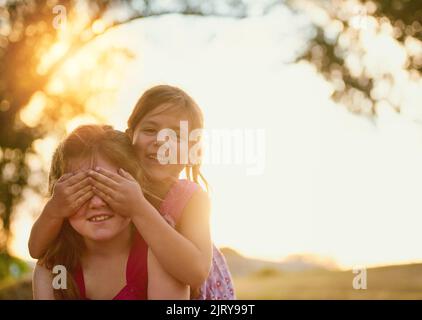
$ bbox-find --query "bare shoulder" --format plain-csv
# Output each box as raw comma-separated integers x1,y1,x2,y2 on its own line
33,261,55,300
185,187,211,215
177,187,211,229
33,261,50,277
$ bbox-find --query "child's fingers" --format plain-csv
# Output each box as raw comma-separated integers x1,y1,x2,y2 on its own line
72,190,94,212
68,176,91,194
88,170,119,190
92,167,124,183
90,179,116,201
92,187,115,206
118,168,136,181
70,184,92,203
57,173,73,183
66,171,89,186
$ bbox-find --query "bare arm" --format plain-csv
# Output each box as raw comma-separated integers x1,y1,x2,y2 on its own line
28,200,64,259
147,249,190,300
33,263,55,300
28,171,93,259
89,168,213,289
132,189,213,289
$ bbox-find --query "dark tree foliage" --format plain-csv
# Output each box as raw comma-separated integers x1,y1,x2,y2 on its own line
296,0,422,116
0,0,250,259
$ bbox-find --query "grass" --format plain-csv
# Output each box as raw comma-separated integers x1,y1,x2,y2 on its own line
0,278,32,300
233,264,422,299
0,253,32,300
2,263,422,299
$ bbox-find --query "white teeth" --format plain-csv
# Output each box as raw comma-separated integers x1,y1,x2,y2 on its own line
89,215,111,222
148,155,165,162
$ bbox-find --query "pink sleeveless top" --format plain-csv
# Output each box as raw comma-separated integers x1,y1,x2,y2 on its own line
159,179,236,300
73,231,148,300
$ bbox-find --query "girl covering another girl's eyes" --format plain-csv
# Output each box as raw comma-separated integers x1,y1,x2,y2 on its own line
30,85,235,300
34,125,188,300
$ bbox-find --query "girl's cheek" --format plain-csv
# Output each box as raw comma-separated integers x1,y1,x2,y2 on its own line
133,134,148,151
135,134,157,157
68,217,81,233
146,135,157,147
71,204,87,219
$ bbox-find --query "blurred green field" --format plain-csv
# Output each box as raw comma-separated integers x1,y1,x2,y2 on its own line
0,277,32,300
233,264,422,299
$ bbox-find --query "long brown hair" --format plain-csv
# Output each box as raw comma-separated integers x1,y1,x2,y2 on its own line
126,85,209,191
40,125,143,299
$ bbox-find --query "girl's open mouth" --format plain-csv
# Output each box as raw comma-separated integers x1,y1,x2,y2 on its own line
87,215,114,223
147,153,169,164
146,154,162,165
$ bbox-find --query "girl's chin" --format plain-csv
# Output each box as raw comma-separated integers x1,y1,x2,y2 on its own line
83,226,130,242
84,232,120,242
144,171,171,183
145,166,181,182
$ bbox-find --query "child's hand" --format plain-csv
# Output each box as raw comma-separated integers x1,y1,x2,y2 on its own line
48,171,93,219
88,167,145,218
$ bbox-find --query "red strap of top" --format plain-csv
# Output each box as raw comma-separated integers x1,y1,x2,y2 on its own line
73,264,86,299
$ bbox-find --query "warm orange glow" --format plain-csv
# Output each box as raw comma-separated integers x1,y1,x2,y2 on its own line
65,115,101,134
10,11,422,272
19,91,47,127
92,19,106,35
37,41,70,75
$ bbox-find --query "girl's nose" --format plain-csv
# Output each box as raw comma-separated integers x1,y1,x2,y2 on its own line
153,137,164,147
88,194,107,209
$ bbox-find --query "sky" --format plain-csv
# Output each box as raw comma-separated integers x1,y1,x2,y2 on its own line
11,6,422,270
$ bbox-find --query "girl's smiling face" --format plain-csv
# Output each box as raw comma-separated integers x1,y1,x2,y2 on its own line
67,154,131,242
131,105,192,185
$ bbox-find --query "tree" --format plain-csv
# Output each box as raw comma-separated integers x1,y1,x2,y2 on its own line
2,0,419,270
0,0,258,270
293,0,422,117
